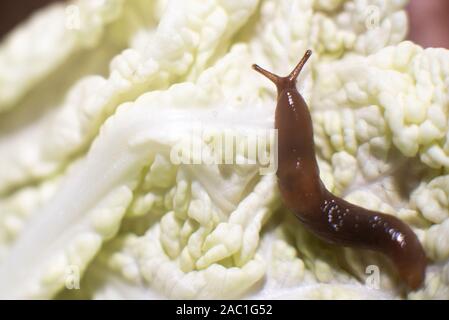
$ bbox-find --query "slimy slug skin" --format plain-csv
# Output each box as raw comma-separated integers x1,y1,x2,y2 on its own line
252,50,427,290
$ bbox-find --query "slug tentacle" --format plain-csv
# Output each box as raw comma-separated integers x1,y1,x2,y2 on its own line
252,50,427,290
252,49,312,91
287,49,312,81
252,64,280,85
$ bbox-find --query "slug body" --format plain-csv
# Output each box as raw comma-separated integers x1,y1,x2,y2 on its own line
252,50,427,290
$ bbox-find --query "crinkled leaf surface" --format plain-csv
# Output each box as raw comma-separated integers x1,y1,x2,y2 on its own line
1,0,449,299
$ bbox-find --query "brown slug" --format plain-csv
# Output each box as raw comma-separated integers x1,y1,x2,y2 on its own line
252,50,427,290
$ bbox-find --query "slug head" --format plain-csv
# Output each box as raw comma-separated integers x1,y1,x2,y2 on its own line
252,50,312,93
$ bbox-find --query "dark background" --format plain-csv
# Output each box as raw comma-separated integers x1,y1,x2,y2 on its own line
0,0,448,47
0,0,62,39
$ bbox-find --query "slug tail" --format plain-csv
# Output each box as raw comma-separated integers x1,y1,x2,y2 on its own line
314,191,427,290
